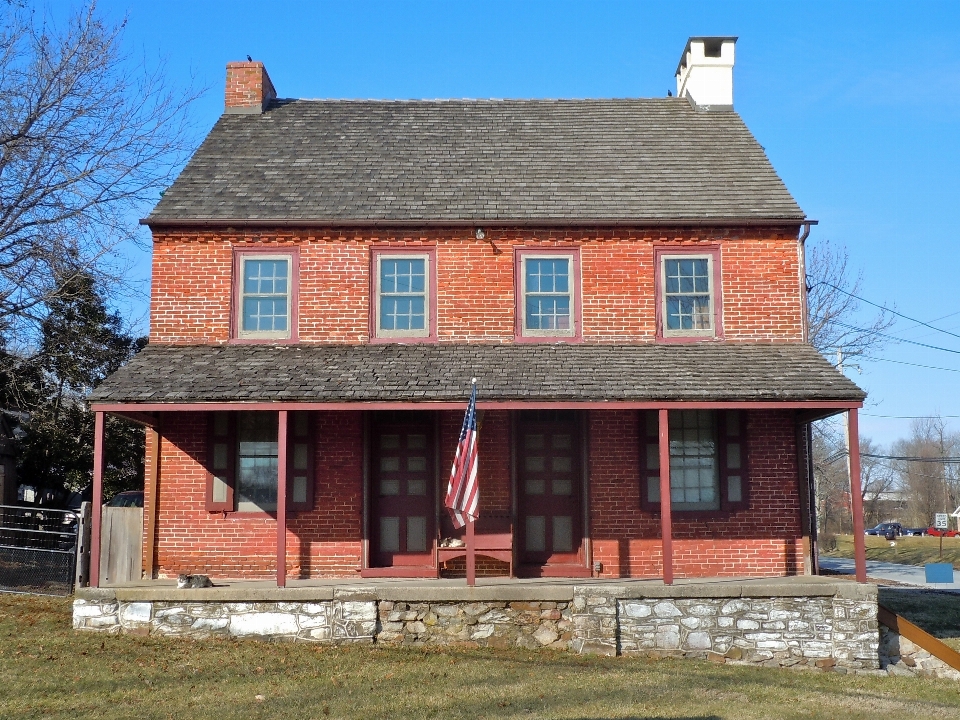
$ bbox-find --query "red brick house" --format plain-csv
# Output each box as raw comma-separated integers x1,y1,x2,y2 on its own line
88,37,869,588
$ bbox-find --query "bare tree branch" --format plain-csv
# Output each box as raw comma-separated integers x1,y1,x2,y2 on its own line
805,238,895,362
0,2,200,344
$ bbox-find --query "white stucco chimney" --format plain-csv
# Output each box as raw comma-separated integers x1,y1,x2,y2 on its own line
675,37,737,109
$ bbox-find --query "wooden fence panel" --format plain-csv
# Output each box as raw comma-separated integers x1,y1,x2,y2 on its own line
98,507,143,585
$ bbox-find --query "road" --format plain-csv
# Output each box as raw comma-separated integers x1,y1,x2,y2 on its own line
818,556,960,591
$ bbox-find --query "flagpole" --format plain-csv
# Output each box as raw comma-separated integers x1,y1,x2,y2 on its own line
467,377,477,587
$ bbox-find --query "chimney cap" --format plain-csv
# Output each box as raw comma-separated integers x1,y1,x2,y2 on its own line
675,36,738,76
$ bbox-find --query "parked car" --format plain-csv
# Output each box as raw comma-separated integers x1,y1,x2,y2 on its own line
926,527,959,538
865,522,902,538
106,491,144,508
903,527,927,536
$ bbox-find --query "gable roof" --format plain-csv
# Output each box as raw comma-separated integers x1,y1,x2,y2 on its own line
147,98,804,225
90,342,863,405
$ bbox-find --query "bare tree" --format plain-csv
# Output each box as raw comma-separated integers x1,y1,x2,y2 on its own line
893,415,960,526
0,2,198,345
812,420,898,536
805,238,895,361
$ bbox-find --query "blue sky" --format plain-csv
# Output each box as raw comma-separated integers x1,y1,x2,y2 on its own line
54,0,960,447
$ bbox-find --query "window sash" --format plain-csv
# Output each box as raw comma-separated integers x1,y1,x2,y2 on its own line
237,255,293,339
520,254,576,337
375,254,430,338
640,410,748,514
660,254,715,337
668,410,719,511
207,411,314,513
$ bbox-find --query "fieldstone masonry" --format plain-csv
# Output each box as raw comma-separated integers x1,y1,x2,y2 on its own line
615,595,878,669
73,581,899,674
74,596,377,643
376,600,572,649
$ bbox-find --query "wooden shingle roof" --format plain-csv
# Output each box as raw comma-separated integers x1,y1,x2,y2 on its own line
91,343,863,405
147,98,804,225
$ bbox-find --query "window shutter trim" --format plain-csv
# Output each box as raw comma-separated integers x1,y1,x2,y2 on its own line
206,412,236,512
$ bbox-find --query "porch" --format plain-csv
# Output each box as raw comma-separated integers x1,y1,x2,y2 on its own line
86,342,871,588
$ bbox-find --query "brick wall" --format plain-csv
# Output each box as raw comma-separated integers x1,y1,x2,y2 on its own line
589,409,804,579
153,411,364,579
225,61,276,111
149,409,802,581
150,227,803,344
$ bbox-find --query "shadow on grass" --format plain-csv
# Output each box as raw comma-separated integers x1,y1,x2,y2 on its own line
879,586,960,646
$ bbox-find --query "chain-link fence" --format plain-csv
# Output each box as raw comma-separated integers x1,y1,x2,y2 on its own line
0,504,79,596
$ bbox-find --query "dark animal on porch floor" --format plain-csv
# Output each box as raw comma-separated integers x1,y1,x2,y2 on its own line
177,574,214,589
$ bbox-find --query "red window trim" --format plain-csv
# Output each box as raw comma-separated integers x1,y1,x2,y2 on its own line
654,244,723,343
368,246,438,343
514,246,583,343
230,246,300,344
638,409,749,517
205,411,316,515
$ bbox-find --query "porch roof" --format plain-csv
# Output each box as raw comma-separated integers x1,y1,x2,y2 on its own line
90,342,865,405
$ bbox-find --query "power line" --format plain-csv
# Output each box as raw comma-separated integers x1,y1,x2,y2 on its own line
863,412,960,419
833,321,960,355
811,280,960,341
863,452,960,463
860,355,960,374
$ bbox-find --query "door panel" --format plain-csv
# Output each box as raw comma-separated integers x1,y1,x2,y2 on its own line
371,421,435,568
517,413,583,568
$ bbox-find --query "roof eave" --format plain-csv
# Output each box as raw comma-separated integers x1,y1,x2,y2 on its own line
141,216,810,230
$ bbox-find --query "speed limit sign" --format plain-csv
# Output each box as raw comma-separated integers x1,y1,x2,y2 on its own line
935,513,949,529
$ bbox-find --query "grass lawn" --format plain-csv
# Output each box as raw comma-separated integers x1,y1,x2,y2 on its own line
877,587,960,652
2,594,960,719
824,534,960,568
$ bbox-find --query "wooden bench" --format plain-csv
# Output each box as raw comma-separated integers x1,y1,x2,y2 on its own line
437,513,513,577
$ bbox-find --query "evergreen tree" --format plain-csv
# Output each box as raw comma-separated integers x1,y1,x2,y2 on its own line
15,271,146,500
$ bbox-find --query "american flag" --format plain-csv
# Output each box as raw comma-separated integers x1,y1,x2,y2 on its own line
445,381,479,529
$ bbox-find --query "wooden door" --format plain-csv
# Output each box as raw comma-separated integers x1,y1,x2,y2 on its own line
517,412,583,571
371,419,435,569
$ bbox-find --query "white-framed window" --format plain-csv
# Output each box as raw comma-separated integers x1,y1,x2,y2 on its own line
237,254,292,339
660,254,715,337
519,253,578,338
374,252,432,338
641,410,747,514
666,410,719,511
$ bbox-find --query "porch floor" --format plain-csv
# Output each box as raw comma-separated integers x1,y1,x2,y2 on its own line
77,573,874,603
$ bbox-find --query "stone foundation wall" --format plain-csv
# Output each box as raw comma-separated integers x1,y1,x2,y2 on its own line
73,583,891,674
615,595,878,670
879,626,960,681
73,597,377,643
377,601,571,649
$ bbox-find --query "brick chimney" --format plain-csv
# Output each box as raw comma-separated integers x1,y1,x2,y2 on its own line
225,61,277,114
675,37,737,109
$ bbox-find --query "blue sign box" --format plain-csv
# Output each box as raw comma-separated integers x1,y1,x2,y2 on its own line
924,563,955,584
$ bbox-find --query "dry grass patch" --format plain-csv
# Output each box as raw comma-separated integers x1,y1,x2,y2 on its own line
826,534,960,568
1,593,960,719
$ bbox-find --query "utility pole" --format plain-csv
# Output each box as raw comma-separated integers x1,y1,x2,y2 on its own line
837,348,852,534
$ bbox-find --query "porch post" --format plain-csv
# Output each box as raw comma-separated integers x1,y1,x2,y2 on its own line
466,516,476,587
847,408,867,583
89,411,105,588
143,425,160,580
658,408,673,585
277,410,288,588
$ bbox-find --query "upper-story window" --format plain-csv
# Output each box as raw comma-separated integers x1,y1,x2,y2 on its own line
371,247,437,341
655,246,722,340
515,248,581,341
234,249,299,341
